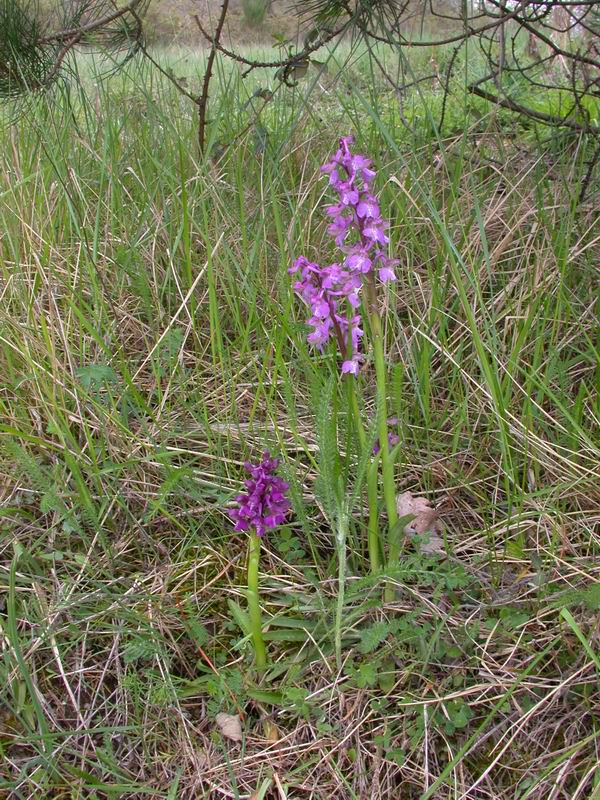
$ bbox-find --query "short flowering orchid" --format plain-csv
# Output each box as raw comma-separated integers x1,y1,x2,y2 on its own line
229,452,290,671
290,135,397,376
229,452,290,537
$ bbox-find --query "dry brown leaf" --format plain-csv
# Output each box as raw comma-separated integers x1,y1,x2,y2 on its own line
263,720,280,742
215,712,242,742
396,491,440,534
396,491,445,554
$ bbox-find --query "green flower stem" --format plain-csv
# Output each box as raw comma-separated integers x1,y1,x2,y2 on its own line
247,533,267,671
367,458,382,572
346,374,381,572
372,329,398,530
334,511,348,668
366,278,399,590
346,376,366,450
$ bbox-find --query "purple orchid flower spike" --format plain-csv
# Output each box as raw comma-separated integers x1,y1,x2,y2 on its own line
291,135,397,377
289,256,363,370
229,452,290,537
321,134,397,286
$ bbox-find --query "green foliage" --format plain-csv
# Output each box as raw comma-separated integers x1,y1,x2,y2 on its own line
76,363,119,391
352,659,379,688
551,582,600,612
275,526,306,562
122,634,164,664
314,376,342,520
241,0,270,27
357,620,390,654
293,0,403,30
498,607,530,631
6,439,83,534
441,699,474,735
282,686,316,720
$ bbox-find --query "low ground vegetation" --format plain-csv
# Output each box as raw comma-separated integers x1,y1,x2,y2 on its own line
0,39,599,800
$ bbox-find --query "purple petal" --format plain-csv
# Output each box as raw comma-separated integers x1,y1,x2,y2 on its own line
341,359,360,376
346,252,372,274
356,198,380,219
378,266,396,282
363,224,389,245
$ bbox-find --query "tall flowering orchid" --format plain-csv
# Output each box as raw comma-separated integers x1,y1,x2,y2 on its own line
290,136,396,376
291,136,400,580
229,453,290,671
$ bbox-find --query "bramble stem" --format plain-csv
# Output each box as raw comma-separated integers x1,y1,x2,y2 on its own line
247,533,267,671
195,0,230,153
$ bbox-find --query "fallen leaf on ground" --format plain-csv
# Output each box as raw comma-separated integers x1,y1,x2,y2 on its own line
215,712,242,742
396,491,445,554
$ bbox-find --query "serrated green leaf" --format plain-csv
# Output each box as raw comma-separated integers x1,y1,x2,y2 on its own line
76,364,118,391
358,621,390,654
314,375,341,519
584,583,600,611
355,661,378,688
182,610,209,648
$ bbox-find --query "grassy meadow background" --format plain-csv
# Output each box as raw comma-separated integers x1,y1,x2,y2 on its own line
0,22,599,800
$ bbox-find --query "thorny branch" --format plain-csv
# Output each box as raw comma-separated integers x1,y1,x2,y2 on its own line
193,16,346,78
195,0,231,153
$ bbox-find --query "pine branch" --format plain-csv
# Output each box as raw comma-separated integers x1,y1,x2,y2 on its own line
0,0,147,98
40,0,144,44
